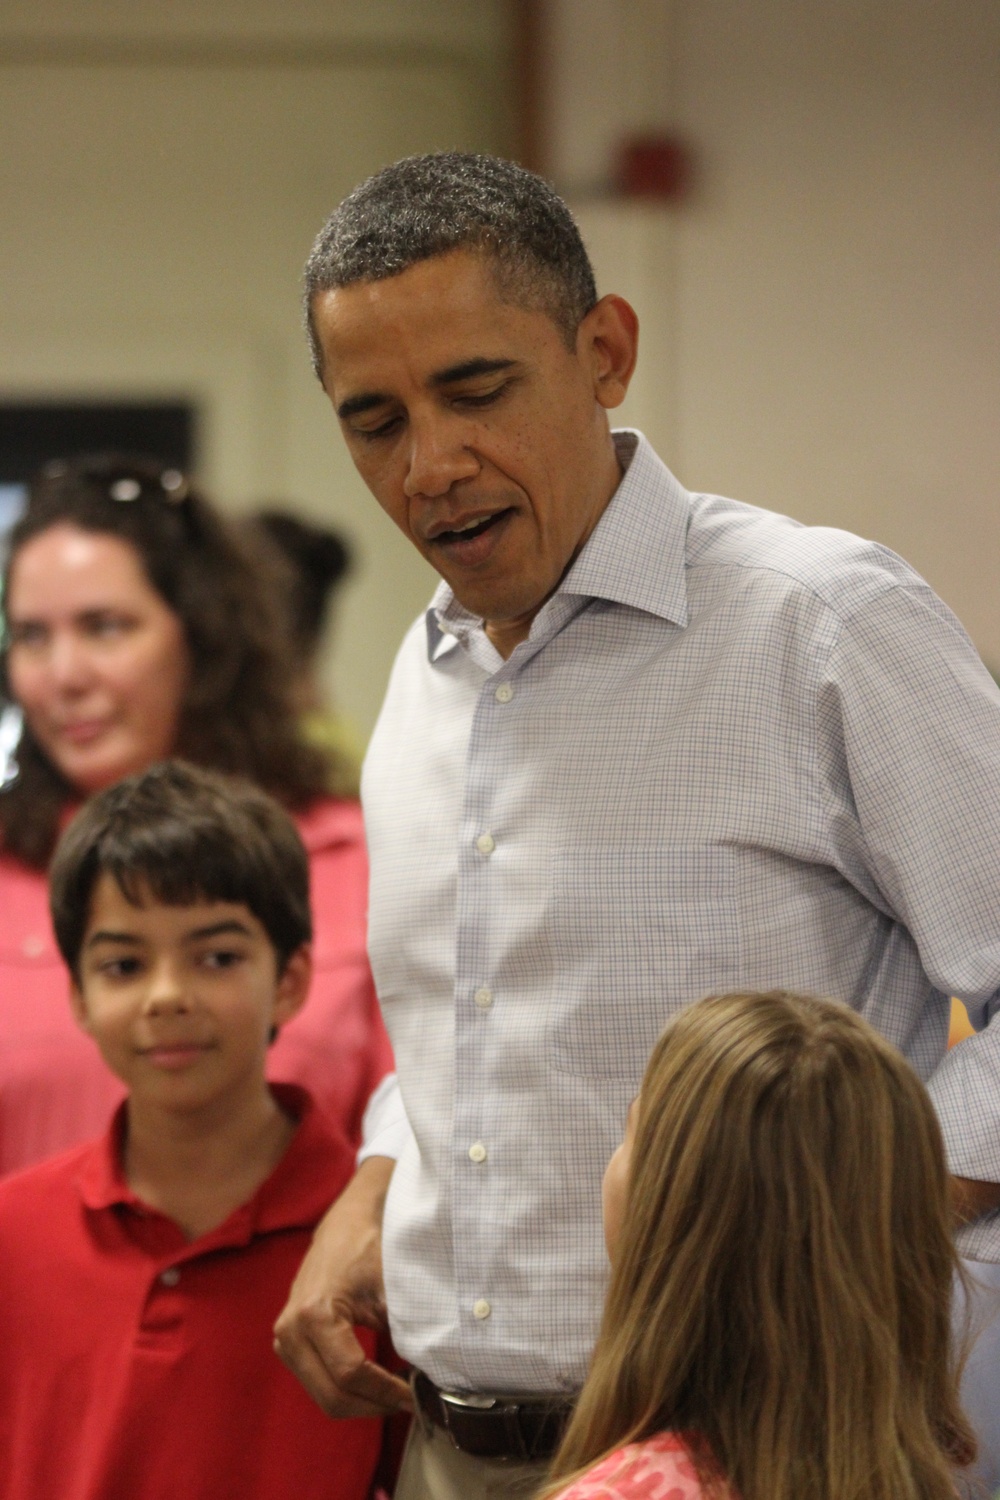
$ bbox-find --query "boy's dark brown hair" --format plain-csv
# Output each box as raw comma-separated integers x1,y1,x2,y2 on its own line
49,760,312,982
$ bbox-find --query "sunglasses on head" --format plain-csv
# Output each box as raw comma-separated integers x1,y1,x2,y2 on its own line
39,457,190,507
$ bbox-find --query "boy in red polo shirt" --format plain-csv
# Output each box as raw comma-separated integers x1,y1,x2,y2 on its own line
0,762,384,1500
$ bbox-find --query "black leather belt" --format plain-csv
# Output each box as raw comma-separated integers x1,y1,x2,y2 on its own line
412,1370,574,1463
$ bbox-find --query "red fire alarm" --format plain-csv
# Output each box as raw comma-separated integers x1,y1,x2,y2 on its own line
616,134,691,202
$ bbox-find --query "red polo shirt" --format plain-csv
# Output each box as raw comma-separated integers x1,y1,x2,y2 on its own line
0,1085,382,1500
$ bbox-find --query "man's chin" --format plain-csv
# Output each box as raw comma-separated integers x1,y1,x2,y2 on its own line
445,584,540,627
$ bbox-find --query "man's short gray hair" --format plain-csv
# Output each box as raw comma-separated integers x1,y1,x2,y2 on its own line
303,152,598,379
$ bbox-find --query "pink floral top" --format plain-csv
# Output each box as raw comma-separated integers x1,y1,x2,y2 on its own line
552,1433,725,1500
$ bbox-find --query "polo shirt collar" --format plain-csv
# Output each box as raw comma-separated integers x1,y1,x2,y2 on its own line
76,1102,135,1212
424,428,691,663
75,1084,345,1242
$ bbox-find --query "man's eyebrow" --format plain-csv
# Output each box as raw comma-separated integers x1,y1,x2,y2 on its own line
336,391,389,421
431,357,518,386
335,359,518,421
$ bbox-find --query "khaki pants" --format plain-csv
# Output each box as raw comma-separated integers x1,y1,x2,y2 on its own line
393,1418,548,1500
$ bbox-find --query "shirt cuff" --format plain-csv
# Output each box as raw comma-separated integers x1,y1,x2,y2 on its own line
357,1072,410,1165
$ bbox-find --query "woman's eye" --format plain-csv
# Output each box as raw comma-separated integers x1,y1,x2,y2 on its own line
7,622,47,649
86,614,131,638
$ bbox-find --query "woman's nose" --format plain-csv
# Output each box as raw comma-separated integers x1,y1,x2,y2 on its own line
47,633,96,692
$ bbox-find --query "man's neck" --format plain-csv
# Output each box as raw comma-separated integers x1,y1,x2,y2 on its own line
123,1083,296,1241
483,612,535,659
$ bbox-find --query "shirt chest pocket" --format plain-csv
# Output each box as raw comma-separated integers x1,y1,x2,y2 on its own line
548,845,740,1079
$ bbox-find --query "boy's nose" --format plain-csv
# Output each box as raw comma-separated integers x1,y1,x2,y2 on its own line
143,965,190,1014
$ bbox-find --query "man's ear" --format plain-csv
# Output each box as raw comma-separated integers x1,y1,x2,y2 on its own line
272,944,313,1031
70,980,91,1033
578,294,640,411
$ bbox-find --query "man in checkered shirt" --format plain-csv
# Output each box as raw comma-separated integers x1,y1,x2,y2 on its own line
275,153,1000,1498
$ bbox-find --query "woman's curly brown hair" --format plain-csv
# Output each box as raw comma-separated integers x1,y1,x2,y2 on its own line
1,453,347,868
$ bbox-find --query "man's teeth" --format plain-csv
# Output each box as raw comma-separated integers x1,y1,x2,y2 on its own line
436,511,507,542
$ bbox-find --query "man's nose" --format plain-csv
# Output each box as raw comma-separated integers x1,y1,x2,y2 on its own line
403,415,481,499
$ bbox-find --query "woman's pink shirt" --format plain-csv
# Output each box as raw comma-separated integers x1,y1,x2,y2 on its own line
552,1434,721,1500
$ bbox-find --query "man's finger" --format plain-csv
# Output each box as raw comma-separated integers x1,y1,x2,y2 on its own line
341,1360,413,1415
273,1308,413,1417
275,1300,370,1378
272,1335,409,1418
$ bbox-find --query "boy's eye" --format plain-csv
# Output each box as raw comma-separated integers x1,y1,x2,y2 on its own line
99,955,142,978
200,948,244,970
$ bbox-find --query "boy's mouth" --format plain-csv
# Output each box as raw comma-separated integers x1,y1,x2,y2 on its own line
140,1041,213,1070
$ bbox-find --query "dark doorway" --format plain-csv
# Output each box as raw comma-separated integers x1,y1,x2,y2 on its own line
0,400,195,485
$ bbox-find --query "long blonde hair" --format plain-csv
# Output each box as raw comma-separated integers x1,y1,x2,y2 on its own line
542,991,974,1500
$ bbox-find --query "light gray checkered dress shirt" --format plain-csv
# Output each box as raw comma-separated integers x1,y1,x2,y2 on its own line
361,431,1000,1396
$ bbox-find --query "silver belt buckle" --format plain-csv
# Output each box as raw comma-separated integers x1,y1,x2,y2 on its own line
441,1390,499,1411
438,1389,509,1456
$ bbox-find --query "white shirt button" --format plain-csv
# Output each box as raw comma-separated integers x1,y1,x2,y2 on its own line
22,935,44,957
473,1299,491,1320
468,1141,487,1163
474,986,493,1010
475,833,495,855
494,683,514,703
159,1267,181,1287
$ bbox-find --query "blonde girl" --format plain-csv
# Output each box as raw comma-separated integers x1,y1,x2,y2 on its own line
542,990,975,1500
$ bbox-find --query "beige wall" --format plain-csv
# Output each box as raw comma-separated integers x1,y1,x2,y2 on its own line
549,0,1000,670
3,1,998,748
0,0,512,737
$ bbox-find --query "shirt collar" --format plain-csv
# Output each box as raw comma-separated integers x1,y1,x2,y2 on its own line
424,429,690,663
76,1100,135,1211
75,1084,347,1242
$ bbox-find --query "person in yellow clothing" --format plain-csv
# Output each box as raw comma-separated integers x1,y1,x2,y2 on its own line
951,998,975,1048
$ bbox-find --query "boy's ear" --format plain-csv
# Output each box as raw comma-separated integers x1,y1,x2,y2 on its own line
69,979,92,1033
272,944,312,1030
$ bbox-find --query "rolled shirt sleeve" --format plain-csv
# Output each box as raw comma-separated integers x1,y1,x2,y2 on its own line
357,1072,411,1165
827,582,1000,1255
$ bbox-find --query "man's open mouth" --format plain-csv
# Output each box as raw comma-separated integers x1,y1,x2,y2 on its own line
433,509,512,546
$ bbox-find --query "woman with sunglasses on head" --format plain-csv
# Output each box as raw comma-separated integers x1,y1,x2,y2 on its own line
0,453,393,1173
